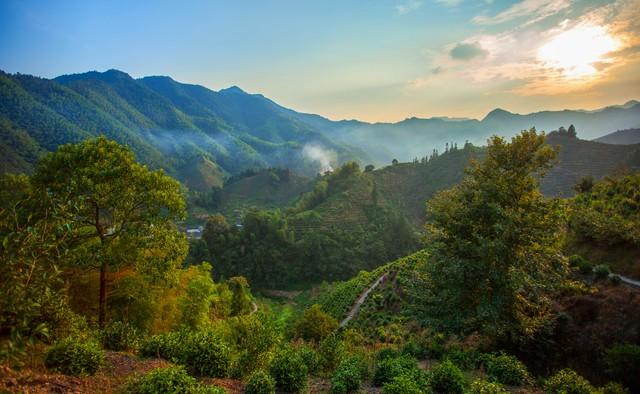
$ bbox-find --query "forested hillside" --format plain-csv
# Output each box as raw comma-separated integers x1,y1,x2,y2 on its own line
2,69,639,190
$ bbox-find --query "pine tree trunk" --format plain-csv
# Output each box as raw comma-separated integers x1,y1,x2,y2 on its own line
99,261,107,327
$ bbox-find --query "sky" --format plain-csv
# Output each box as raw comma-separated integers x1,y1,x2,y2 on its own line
0,0,638,122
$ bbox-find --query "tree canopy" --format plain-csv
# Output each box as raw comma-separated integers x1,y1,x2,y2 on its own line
421,129,567,340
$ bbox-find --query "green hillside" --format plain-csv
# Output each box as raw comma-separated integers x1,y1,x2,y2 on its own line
0,70,363,190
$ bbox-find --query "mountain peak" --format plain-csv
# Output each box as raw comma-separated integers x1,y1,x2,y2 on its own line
482,108,513,122
55,69,133,83
219,85,247,94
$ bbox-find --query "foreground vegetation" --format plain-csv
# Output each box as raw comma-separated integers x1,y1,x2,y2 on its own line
1,131,639,393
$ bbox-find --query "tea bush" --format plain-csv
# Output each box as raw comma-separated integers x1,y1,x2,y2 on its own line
182,330,231,377
44,337,104,376
544,369,595,394
100,320,139,351
382,375,425,394
469,379,508,394
244,370,276,394
123,366,225,394
428,359,465,394
374,355,421,387
484,353,529,385
330,356,367,393
269,347,308,393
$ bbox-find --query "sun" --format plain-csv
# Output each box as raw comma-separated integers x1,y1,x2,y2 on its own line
537,24,620,79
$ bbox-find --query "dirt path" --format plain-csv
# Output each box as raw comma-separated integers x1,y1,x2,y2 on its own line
339,273,388,327
620,274,640,289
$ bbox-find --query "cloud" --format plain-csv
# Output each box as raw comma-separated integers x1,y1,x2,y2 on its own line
473,0,571,25
411,0,640,98
395,0,422,15
450,42,488,61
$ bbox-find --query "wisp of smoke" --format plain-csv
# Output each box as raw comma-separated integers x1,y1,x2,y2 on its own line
302,144,337,173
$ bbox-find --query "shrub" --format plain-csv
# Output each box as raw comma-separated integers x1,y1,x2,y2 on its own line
578,260,594,275
330,356,367,393
608,274,622,286
445,348,482,371
244,370,276,394
269,348,308,393
484,353,529,385
182,330,231,377
469,379,508,394
568,255,585,267
294,304,338,343
382,375,425,394
376,347,400,362
298,345,320,373
594,264,611,280
545,369,595,394
44,337,104,376
123,366,225,394
605,344,640,392
318,334,345,373
374,356,421,387
100,320,139,351
599,382,628,394
139,330,187,361
428,359,465,394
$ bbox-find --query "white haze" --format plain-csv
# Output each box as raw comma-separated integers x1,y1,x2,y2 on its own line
302,144,337,173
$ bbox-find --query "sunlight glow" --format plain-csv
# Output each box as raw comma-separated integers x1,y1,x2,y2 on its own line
537,24,620,79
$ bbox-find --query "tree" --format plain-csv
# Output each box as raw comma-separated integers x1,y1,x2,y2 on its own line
0,174,75,363
568,124,576,138
178,263,216,329
364,164,375,172
293,304,338,342
31,137,187,326
422,129,567,340
228,276,253,316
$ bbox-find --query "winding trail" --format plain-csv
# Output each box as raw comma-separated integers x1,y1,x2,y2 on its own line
340,273,389,328
620,275,640,289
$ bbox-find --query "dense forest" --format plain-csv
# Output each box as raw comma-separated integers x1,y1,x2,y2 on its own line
2,129,639,393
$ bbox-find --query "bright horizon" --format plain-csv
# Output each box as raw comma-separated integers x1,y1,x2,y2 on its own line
1,0,639,122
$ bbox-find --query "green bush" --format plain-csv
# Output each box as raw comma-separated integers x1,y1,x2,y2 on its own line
484,353,529,385
578,260,594,275
139,330,187,361
599,382,629,394
293,304,338,342
318,334,346,373
298,345,320,372
382,375,425,394
123,366,225,394
605,343,640,392
568,255,586,267
545,369,595,394
244,370,276,394
269,348,308,393
100,320,139,351
594,264,611,280
182,330,231,378
44,337,104,376
331,356,367,393
428,359,465,394
608,274,622,286
374,355,422,387
376,347,400,362
469,379,508,394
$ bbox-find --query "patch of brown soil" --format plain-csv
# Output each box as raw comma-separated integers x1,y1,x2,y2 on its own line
0,352,170,393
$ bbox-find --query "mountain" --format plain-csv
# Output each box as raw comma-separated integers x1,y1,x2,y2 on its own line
296,102,640,165
594,128,640,145
2,68,639,190
0,70,363,189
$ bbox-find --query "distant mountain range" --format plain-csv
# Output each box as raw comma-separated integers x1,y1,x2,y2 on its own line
1,69,639,190
594,128,640,145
